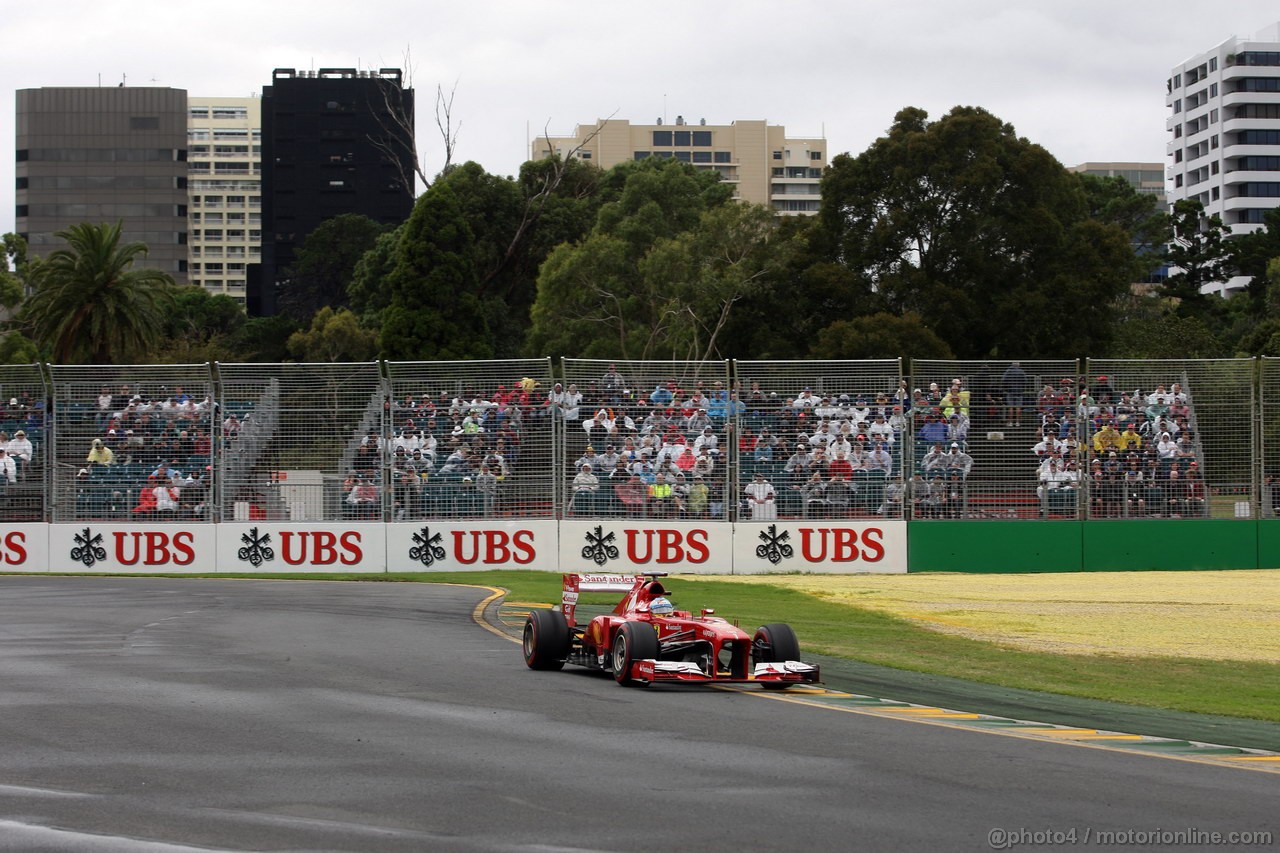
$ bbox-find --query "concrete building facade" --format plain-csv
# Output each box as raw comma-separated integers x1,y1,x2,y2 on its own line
531,118,826,215
187,97,261,303
250,68,416,316
1167,22,1280,295
15,86,189,281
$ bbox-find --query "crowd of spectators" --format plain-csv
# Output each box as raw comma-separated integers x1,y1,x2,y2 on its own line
67,384,220,521
1031,376,1207,518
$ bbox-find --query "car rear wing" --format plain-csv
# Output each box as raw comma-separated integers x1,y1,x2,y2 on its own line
561,573,640,626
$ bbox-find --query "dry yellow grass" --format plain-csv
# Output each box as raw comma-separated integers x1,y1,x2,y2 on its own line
709,571,1280,662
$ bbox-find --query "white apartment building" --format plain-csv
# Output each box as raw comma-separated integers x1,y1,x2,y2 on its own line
187,97,261,302
532,118,825,215
1167,22,1280,295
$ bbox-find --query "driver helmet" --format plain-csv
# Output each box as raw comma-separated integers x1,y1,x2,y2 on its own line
649,597,674,618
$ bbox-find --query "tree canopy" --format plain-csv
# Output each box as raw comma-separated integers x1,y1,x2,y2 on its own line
813,106,1134,358
20,221,175,363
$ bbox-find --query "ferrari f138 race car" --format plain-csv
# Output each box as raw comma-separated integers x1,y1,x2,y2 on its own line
522,572,821,688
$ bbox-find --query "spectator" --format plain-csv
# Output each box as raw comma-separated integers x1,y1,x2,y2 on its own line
0,448,15,486
1032,430,1063,460
86,438,114,467
920,443,947,478
1092,421,1121,455
476,464,499,516
745,472,777,521
601,364,627,403
1165,468,1189,517
941,384,969,418
1091,375,1116,406
574,445,601,474
1122,456,1146,517
1001,361,1029,427
649,381,675,407
917,414,948,446
693,426,719,456
910,473,940,518
687,475,710,518
1117,423,1142,453
801,472,828,518
615,475,648,518
1184,464,1207,517
866,442,894,476
1156,432,1179,461
945,442,973,481
878,477,905,517
868,413,894,446
648,471,675,518
571,464,599,512
6,430,33,466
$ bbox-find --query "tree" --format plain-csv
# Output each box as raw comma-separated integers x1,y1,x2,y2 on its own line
277,214,392,320
287,307,378,362
813,106,1134,358
812,313,953,361
20,222,175,363
525,157,738,359
1230,207,1280,314
1076,173,1169,282
153,287,246,363
1,233,33,310
1163,198,1233,315
377,181,489,360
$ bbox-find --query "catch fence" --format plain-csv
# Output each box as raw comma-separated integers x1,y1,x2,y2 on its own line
4,357,1274,524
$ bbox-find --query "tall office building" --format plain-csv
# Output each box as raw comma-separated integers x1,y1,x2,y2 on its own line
531,118,826,215
187,97,261,303
15,86,189,281
250,68,416,316
1167,22,1280,295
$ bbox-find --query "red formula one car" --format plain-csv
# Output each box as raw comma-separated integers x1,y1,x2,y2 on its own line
522,572,821,688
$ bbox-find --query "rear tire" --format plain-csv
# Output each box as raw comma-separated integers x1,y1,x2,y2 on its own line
523,608,570,671
752,623,801,690
612,621,659,686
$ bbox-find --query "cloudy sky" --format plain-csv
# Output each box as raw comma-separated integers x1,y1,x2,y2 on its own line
4,1,1279,236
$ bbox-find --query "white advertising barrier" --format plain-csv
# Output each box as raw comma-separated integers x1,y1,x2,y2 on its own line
0,524,51,572
559,520,733,575
49,523,217,574
216,523,386,573
386,520,558,572
732,521,907,574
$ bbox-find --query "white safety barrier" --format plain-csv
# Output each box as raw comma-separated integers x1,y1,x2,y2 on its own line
3,521,907,574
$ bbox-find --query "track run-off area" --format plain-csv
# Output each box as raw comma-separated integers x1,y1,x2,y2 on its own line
0,576,1276,852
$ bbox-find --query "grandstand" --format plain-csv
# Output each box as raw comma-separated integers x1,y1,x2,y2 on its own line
0,358,1261,524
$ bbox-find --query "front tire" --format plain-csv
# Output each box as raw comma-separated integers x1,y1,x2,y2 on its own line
752,623,801,690
612,621,659,686
523,608,570,671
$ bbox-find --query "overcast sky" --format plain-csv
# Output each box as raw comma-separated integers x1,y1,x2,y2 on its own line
4,1,1280,237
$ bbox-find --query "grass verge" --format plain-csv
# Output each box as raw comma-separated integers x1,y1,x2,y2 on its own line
19,570,1280,723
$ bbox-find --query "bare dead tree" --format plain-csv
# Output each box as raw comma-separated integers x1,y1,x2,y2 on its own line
475,113,617,296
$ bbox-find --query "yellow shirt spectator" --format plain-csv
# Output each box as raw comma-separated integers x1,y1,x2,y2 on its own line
1092,424,1121,453
941,389,970,418
1117,427,1142,452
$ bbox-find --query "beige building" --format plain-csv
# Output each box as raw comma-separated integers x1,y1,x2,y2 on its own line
1069,162,1168,208
532,118,825,215
187,97,261,302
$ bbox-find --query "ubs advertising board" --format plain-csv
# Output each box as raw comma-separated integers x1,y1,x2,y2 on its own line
385,521,558,572
216,523,386,573
732,521,907,573
0,524,51,572
560,521,733,575
49,524,217,573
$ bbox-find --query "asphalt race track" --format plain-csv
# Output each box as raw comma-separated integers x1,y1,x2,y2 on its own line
0,577,1276,852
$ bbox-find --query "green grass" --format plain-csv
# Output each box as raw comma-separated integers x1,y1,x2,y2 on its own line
19,569,1280,723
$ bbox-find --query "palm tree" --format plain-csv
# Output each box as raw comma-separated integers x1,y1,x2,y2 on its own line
22,221,176,363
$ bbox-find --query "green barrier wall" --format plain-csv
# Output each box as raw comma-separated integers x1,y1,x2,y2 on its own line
1082,520,1257,571
1255,520,1280,569
908,520,1264,572
907,521,1082,573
